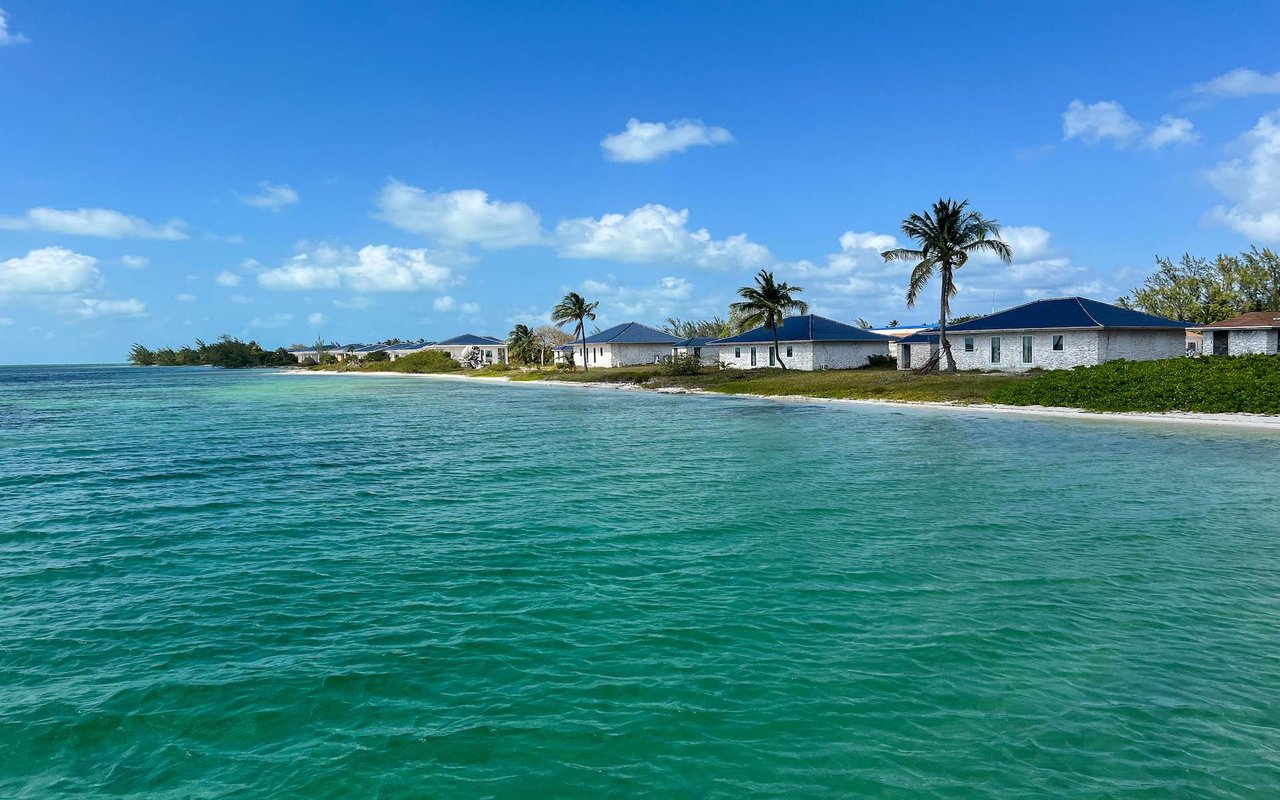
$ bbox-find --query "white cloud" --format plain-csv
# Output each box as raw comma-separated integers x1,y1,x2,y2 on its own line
1205,110,1280,241
307,312,326,326
250,313,294,329
215,270,242,286
119,255,149,269
0,8,28,45
74,298,147,319
555,204,771,270
0,247,101,294
238,182,299,211
1145,115,1199,149
784,230,900,280
175,293,196,302
258,243,455,292
1190,68,1280,101
0,207,188,239
578,275,695,319
1062,100,1195,150
460,302,481,315
433,295,456,312
600,118,733,163
375,180,544,248
0,317,13,326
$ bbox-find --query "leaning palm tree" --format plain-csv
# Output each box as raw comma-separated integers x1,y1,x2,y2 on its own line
730,270,808,370
882,198,1012,372
507,323,536,365
552,291,599,372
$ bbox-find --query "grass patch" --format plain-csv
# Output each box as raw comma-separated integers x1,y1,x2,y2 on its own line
989,355,1280,414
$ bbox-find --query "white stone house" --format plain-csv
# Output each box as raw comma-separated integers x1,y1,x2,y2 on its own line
896,297,1190,372
386,341,436,361
556,322,681,368
1190,312,1280,356
671,337,721,365
432,334,508,365
711,315,892,370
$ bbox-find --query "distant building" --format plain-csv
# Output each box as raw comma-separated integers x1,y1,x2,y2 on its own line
387,341,436,361
896,297,1190,372
1190,312,1280,356
555,322,681,367
869,323,933,362
711,315,891,370
671,337,721,365
432,334,508,365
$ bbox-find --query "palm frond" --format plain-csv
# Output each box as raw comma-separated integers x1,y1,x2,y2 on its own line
905,259,936,307
882,247,925,263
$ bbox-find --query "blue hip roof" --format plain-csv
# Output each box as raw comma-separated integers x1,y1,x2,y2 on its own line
583,322,681,344
711,315,893,344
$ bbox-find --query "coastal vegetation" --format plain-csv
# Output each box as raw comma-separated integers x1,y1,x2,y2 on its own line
552,291,600,372
730,270,808,370
1117,247,1280,323
882,198,1012,372
311,349,460,374
129,337,298,368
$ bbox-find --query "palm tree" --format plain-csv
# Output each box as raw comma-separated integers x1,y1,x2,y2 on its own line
508,324,536,365
552,291,599,372
882,198,1012,372
730,270,808,370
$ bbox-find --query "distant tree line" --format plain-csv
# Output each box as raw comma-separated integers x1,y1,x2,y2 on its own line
129,336,298,368
1118,247,1280,324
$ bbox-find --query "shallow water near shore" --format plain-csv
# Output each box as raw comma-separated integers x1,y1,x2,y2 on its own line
3,365,1280,798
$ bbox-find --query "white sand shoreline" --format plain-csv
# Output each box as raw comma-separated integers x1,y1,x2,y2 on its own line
276,369,1280,433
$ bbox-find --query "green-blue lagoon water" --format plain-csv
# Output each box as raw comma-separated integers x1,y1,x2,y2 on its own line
3,365,1280,798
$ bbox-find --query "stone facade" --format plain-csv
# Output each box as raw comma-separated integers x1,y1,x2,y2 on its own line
899,329,1185,372
433,344,507,364
580,342,672,367
1201,329,1280,356
672,344,722,365
718,340,889,370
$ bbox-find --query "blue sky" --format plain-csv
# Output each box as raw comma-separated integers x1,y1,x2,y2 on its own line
3,1,1280,363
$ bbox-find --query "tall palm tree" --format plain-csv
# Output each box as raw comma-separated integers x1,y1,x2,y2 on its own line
882,198,1012,372
508,324,536,365
730,270,808,370
552,291,599,372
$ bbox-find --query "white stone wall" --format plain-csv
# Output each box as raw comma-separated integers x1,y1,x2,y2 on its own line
901,329,1182,371
717,341,887,370
433,344,508,364
579,343,672,367
1204,329,1279,355
672,345,721,365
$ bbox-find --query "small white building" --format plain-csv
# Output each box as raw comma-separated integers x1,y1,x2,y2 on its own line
670,337,721,365
1190,312,1280,356
432,334,508,365
386,341,436,361
711,315,892,370
556,322,681,368
896,297,1189,372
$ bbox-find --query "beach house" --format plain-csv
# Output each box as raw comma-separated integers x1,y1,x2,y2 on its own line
896,297,1190,372
1190,312,1280,356
671,337,721,365
710,315,892,370
432,334,508,365
556,322,681,368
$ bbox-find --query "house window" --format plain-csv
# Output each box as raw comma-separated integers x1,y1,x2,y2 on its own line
990,336,1002,363
485,350,493,359
735,347,741,358
750,347,757,366
786,346,793,357
1022,336,1033,363
769,346,776,366
693,347,701,357
964,337,974,352
1052,335,1064,351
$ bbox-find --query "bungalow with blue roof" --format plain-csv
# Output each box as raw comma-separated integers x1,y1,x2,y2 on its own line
711,314,892,370
896,297,1190,372
671,337,721,365
386,341,436,361
555,322,681,367
432,334,507,365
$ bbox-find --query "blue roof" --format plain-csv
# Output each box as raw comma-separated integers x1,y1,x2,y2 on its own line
673,337,717,347
436,334,504,346
583,322,681,344
711,315,893,344
898,297,1190,341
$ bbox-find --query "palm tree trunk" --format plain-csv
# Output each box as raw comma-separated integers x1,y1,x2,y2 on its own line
939,265,957,372
580,322,589,372
773,328,787,370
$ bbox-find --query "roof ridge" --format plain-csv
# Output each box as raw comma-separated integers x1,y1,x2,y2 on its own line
1074,297,1103,327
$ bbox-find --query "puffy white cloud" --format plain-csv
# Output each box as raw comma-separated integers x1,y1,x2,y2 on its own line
1145,115,1199,149
600,118,733,163
307,312,326,326
555,204,771,270
784,230,900,280
1205,111,1280,241
215,270,243,286
73,298,147,319
460,301,481,315
375,179,544,248
0,207,188,239
250,313,294,329
175,293,196,302
119,255,149,269
258,243,456,292
0,8,28,45
578,275,695,319
433,295,456,312
238,182,299,211
1062,101,1195,150
0,247,101,294
1190,68,1280,101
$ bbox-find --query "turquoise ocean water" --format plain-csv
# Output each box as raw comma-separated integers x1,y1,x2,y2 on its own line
3,365,1280,798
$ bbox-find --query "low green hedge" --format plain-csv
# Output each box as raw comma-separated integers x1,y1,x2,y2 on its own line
989,355,1280,414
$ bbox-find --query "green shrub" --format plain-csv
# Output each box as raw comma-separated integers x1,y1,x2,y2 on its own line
989,355,1280,414
388,350,460,374
364,350,390,363
866,353,897,369
659,354,704,376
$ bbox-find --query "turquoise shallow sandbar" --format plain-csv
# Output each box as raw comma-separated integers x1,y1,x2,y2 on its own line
3,366,1280,798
